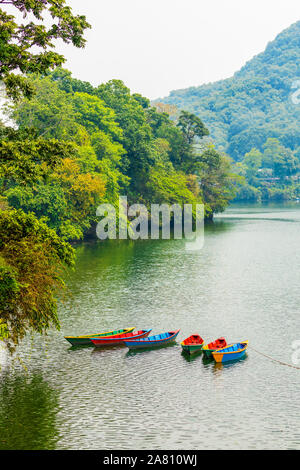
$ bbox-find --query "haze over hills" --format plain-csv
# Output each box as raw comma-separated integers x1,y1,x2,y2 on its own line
159,21,300,161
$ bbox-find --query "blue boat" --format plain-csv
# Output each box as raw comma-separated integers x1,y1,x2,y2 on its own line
124,330,180,349
212,341,248,363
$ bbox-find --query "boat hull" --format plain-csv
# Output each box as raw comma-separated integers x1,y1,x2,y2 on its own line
181,335,204,355
202,337,227,358
202,347,215,358
64,327,135,346
125,330,180,350
91,329,151,347
212,341,248,363
181,344,203,355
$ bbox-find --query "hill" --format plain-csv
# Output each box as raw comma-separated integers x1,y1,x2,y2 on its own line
159,21,300,161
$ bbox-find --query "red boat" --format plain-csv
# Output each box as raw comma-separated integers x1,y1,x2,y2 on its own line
181,334,204,355
202,337,227,358
91,329,152,347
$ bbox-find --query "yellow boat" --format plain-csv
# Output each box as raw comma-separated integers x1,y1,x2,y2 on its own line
64,327,135,346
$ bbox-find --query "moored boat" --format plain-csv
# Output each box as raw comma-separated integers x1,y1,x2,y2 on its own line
64,327,135,346
212,341,248,363
91,329,152,347
181,335,204,355
124,330,180,350
202,337,227,358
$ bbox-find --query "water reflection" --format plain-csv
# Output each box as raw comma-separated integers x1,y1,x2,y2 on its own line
2,203,299,450
0,373,59,450
212,354,249,373
180,351,203,362
125,342,179,357
67,344,94,352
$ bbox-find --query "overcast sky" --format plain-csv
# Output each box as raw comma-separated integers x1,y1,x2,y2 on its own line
9,0,300,99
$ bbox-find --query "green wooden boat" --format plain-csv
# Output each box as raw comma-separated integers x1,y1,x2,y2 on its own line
202,337,227,358
64,327,135,346
181,335,204,355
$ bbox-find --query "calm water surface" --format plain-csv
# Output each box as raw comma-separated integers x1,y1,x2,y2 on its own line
1,203,299,450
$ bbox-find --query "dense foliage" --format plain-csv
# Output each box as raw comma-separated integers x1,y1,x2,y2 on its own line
4,69,239,224
0,209,74,351
0,0,87,349
160,21,300,166
234,138,300,202
0,0,90,99
0,2,238,349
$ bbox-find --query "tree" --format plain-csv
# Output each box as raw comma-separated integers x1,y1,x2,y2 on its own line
243,148,262,184
146,163,201,207
95,80,154,189
13,75,81,141
5,155,107,241
156,122,189,170
0,127,75,189
0,0,90,99
177,111,209,146
263,138,299,180
196,146,240,217
13,73,127,167
0,209,74,351
0,1,88,351
174,111,210,173
50,67,95,95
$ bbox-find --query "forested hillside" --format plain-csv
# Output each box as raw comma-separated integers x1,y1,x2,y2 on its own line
2,70,239,240
160,21,300,160
159,21,300,201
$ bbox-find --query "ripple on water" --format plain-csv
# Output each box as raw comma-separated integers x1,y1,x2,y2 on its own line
1,204,300,450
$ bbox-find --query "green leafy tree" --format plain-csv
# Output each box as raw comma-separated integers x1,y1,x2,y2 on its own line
176,111,209,173
0,0,90,99
0,127,74,189
243,148,262,184
5,156,107,241
0,209,74,351
146,163,201,207
0,1,88,351
263,138,299,180
13,75,82,141
95,80,154,190
177,110,209,146
13,74,127,167
196,146,240,217
50,67,95,94
12,73,129,209
147,106,190,170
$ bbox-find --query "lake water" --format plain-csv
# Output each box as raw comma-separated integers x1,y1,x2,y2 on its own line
1,203,299,450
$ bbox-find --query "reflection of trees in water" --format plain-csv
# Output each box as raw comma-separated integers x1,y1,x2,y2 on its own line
0,374,59,450
204,219,235,234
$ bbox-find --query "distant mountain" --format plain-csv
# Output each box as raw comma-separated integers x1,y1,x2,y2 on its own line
159,21,300,160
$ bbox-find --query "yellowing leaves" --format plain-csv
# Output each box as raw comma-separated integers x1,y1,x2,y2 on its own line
51,158,106,227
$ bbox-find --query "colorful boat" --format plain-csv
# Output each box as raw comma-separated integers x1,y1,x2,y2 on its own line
202,337,227,358
64,327,135,346
181,335,204,355
212,341,249,363
124,330,180,350
91,329,152,347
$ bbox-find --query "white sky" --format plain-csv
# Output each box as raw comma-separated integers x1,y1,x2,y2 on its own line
4,0,300,99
